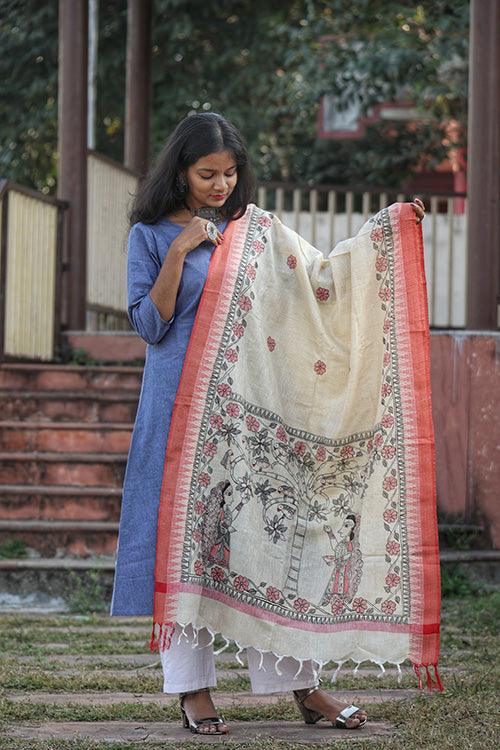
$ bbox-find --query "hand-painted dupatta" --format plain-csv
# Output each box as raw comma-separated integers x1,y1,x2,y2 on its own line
151,201,443,692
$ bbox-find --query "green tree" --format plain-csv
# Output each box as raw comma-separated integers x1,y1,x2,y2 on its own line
0,0,469,193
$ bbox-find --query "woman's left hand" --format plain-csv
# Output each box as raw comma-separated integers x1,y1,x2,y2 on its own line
410,196,425,224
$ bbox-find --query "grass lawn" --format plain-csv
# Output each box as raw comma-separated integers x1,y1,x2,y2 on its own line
0,578,498,749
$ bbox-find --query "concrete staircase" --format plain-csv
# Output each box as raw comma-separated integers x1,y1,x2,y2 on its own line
0,360,498,610
0,363,142,596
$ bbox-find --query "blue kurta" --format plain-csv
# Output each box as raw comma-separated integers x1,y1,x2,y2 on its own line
110,216,229,616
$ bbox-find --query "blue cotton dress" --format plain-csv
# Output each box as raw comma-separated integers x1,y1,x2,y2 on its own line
110,216,230,616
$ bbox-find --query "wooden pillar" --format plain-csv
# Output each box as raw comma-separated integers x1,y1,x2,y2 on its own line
57,0,88,330
124,0,152,177
466,0,500,329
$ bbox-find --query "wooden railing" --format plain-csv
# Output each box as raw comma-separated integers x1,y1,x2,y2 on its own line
86,150,138,331
0,180,66,361
257,183,468,329
87,176,468,332
0,169,469,361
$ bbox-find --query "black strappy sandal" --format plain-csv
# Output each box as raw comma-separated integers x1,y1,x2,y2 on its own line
179,687,229,734
293,681,367,729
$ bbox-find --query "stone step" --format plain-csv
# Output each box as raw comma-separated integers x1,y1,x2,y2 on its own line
63,330,145,363
4,688,420,706
1,552,499,611
0,362,143,391
0,484,121,521
0,557,116,570
1,549,498,572
5,719,395,744
0,389,139,423
0,451,126,486
0,420,133,453
0,520,119,557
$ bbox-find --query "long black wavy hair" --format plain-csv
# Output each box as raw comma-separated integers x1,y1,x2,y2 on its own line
129,112,256,227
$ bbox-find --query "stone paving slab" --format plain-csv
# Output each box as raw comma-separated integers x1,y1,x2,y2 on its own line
12,651,238,665
6,719,395,744
20,667,246,681
13,653,163,667
42,625,151,634
4,688,423,706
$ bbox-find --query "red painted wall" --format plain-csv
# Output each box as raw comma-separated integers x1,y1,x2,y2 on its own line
430,333,500,547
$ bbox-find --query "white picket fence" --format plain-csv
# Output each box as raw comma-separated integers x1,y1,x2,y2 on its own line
85,160,467,329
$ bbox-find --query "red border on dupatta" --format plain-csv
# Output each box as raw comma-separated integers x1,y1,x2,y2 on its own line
151,203,443,691
394,203,442,691
151,213,242,649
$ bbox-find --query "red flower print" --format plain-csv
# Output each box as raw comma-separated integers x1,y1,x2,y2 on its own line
352,597,368,614
381,599,396,614
225,348,238,363
293,441,306,456
234,575,249,591
331,596,345,616
315,287,330,302
375,433,384,446
203,442,217,457
340,445,355,459
276,426,288,442
316,446,326,461
378,287,390,302
226,402,240,417
246,415,260,432
232,322,245,338
370,227,383,242
381,414,394,428
386,541,400,555
385,572,401,588
287,254,297,269
195,500,206,514
375,255,388,272
209,414,223,429
246,263,256,280
367,439,373,452
314,360,327,375
381,382,392,397
266,586,281,602
383,508,398,523
383,475,397,491
217,383,231,397
382,445,396,459
211,566,225,582
238,295,252,311
198,473,210,487
252,239,265,254
194,560,204,576
293,597,310,613
383,352,391,366
383,319,391,333
192,529,202,543
258,215,272,227
267,336,276,351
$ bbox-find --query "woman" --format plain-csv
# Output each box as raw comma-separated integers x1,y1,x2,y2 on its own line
111,112,429,735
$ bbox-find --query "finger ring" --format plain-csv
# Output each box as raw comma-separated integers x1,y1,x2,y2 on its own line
206,221,218,242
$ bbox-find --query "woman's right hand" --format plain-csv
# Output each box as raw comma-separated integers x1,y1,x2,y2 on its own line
172,216,224,255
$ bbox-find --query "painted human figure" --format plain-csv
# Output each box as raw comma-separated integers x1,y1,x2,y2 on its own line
320,513,362,606
200,480,234,569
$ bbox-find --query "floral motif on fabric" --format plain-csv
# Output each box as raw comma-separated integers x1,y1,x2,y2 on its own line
182,208,406,625
315,287,330,301
368,210,403,615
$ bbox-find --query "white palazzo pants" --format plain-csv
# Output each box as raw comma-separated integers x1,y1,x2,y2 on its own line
160,622,320,694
